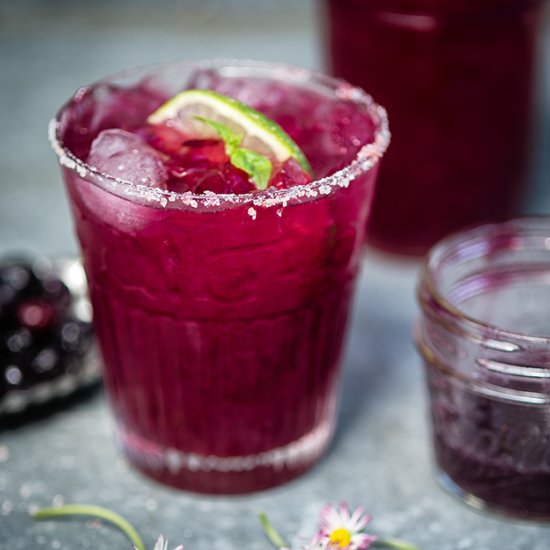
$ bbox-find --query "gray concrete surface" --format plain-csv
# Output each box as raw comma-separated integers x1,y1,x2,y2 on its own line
1,2,550,549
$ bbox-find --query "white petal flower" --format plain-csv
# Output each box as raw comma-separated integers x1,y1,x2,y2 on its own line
319,503,377,550
301,536,331,550
152,535,184,550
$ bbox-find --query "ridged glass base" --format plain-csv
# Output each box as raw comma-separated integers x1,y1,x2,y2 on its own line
116,417,334,494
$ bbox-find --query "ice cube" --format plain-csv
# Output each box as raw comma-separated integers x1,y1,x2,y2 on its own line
69,129,170,234
188,68,286,111
87,129,167,188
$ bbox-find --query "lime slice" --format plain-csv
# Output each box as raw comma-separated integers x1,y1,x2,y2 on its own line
147,89,312,176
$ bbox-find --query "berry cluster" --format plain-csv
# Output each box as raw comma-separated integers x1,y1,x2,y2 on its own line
0,258,93,399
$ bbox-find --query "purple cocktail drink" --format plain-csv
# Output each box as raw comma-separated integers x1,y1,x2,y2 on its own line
51,60,389,493
323,0,544,255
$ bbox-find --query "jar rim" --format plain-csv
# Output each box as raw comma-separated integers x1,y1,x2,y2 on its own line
419,217,550,346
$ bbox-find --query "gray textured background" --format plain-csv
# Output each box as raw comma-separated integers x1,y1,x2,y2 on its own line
1,2,550,549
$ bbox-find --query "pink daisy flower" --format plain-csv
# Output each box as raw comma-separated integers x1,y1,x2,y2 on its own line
319,503,377,550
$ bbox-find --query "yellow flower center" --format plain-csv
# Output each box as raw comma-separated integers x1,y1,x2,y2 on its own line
329,528,352,548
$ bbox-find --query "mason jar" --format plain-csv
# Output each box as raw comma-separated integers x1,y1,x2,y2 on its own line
416,217,550,519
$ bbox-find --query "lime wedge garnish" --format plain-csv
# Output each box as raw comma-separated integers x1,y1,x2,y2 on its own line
147,89,312,177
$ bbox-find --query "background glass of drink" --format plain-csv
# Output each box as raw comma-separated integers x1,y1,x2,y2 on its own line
50,59,389,493
323,0,545,255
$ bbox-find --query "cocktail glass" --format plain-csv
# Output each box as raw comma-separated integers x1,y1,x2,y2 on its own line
50,59,389,493
323,0,544,255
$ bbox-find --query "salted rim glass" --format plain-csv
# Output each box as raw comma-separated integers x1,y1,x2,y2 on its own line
49,58,390,212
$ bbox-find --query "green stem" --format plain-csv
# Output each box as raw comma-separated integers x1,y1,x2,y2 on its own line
32,504,146,550
258,512,288,549
374,538,422,550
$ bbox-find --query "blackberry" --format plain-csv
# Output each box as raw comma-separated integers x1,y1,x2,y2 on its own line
0,255,94,403
0,260,40,297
